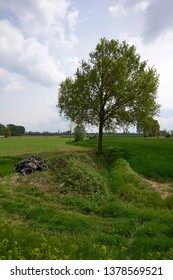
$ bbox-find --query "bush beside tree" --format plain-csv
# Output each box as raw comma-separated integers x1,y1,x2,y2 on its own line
74,124,86,141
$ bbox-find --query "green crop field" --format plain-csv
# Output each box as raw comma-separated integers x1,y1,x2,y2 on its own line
0,135,173,260
78,136,173,181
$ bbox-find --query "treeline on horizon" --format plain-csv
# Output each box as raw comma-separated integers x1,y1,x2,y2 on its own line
0,123,172,138
0,123,138,137
0,123,25,136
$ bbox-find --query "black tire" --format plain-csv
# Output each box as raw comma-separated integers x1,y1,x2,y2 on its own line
21,167,33,176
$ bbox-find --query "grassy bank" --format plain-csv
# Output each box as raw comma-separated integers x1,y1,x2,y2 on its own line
0,136,173,259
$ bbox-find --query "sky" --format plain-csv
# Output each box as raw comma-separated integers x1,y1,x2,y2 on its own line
0,0,173,133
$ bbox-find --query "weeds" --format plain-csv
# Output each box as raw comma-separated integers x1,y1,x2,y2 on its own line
49,153,109,199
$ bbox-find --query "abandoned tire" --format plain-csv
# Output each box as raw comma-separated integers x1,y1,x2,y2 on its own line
21,167,33,176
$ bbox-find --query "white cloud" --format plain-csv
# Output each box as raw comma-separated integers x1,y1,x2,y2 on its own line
0,0,69,36
142,0,173,42
20,38,65,86
64,56,80,74
0,20,65,86
0,0,80,131
109,4,127,17
56,31,78,51
0,68,23,91
109,0,173,43
135,1,149,12
67,8,79,30
0,20,23,56
0,0,79,52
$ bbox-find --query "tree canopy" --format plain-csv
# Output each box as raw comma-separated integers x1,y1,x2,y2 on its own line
0,123,6,135
0,123,25,137
7,124,25,136
57,38,160,153
137,117,160,137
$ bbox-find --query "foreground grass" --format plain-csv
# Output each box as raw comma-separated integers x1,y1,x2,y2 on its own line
0,136,173,259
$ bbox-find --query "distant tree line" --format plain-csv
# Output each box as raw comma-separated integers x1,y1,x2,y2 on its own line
0,122,171,138
25,130,71,136
0,123,25,137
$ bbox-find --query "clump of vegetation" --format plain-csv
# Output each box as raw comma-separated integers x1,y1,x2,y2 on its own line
49,153,109,198
165,132,171,138
3,128,11,138
74,124,86,141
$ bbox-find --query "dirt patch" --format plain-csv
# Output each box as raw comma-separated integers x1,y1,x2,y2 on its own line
145,179,172,199
13,172,54,193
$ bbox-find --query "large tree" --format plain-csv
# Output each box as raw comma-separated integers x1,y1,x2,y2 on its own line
57,38,160,153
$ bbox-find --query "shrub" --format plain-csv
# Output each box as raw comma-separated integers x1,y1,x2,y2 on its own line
3,128,11,138
50,153,109,198
165,133,171,138
74,124,86,141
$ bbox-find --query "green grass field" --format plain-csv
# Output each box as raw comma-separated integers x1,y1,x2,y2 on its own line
0,135,173,260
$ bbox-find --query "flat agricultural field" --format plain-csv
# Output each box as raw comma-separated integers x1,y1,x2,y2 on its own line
0,136,86,157
0,135,173,260
102,136,173,181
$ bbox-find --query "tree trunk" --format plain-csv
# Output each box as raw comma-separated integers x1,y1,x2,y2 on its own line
98,120,103,153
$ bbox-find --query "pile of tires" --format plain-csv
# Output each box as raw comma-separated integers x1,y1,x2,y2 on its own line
14,156,48,176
